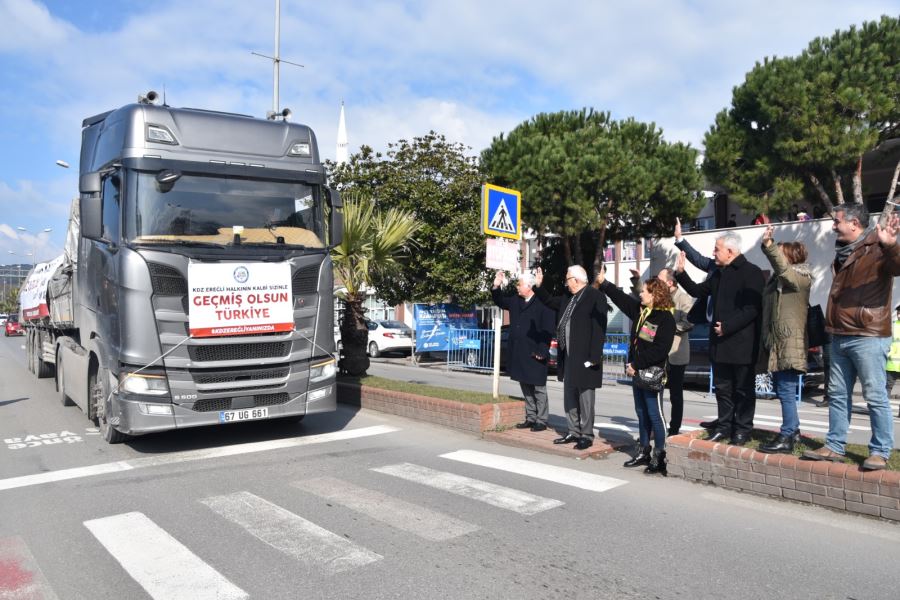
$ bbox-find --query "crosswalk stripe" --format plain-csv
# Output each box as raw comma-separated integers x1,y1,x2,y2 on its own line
83,512,247,600
372,463,563,515
0,536,59,600
201,491,381,575
294,477,480,541
704,414,870,433
0,425,399,493
440,450,627,493
594,421,700,434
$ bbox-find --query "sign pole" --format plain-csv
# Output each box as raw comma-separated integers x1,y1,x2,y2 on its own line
492,305,501,400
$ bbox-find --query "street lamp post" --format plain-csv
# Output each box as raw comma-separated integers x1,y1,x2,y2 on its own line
16,226,53,267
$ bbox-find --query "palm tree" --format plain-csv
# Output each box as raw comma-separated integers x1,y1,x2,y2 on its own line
332,192,421,376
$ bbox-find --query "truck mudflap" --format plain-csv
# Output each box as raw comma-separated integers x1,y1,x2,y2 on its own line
113,384,336,435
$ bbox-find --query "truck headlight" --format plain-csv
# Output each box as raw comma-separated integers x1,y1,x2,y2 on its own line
310,359,336,383
119,372,170,396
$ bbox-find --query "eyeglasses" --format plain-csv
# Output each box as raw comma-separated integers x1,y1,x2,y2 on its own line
565,277,576,282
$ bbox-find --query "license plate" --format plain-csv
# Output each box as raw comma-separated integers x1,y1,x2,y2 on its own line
219,407,269,423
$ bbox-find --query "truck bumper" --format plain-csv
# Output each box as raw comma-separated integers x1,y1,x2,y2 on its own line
114,383,336,435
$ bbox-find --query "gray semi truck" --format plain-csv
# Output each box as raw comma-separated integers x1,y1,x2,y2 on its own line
20,92,342,443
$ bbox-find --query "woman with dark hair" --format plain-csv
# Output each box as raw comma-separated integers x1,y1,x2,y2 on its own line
597,270,676,475
757,226,812,454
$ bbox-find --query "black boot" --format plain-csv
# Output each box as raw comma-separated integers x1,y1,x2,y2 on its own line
644,449,667,476
623,446,652,468
759,434,794,454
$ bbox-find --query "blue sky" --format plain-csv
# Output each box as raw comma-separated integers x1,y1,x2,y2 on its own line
0,0,895,263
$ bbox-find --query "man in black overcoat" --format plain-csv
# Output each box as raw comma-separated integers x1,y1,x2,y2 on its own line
533,265,608,450
491,270,556,431
674,232,764,445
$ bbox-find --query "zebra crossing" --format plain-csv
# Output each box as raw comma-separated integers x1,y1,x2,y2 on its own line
703,413,873,434
1,449,627,599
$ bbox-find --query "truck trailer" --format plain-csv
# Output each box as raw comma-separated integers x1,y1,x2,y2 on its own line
20,92,342,443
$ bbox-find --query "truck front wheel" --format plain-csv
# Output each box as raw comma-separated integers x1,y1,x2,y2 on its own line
90,368,128,444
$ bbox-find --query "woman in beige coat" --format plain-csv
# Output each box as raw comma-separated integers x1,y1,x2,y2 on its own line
757,224,811,454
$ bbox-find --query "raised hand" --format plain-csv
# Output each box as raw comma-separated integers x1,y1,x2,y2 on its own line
534,267,544,287
628,268,640,280
675,251,686,273
762,224,775,246
493,270,505,288
595,268,606,286
675,217,682,240
876,213,900,247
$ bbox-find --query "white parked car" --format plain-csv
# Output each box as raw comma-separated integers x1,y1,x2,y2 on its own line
366,319,413,357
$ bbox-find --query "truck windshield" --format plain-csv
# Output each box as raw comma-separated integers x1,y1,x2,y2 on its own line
129,172,325,248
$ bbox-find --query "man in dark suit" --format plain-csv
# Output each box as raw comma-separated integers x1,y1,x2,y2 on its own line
675,232,764,445
491,270,556,431
534,265,608,450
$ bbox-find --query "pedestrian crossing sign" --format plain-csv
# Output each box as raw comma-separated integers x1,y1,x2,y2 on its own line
481,183,521,240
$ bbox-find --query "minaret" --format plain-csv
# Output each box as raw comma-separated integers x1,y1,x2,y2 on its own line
336,101,348,164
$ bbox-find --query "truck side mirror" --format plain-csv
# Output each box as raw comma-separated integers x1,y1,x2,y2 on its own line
328,189,344,247
79,172,102,194
80,196,103,241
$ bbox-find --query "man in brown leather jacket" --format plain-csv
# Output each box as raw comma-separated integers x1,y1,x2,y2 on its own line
804,203,900,470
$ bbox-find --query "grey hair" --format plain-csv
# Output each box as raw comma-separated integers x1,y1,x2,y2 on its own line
716,232,742,253
566,265,588,283
833,203,869,227
518,272,536,287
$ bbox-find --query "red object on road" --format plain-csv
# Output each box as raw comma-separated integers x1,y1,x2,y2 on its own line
4,315,23,336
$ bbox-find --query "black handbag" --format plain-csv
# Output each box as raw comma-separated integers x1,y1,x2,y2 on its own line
807,304,828,348
634,365,666,392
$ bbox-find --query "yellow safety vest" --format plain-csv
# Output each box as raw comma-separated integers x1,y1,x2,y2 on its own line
888,319,900,373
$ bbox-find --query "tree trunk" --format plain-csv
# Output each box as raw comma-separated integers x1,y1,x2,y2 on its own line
562,235,573,267
806,172,834,212
339,293,370,376
852,156,863,204
880,158,900,226
831,169,845,205
573,234,583,270
593,221,608,278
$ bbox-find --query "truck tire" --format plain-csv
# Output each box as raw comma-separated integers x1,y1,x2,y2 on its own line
26,331,35,374
35,337,54,379
56,352,74,407
90,368,128,444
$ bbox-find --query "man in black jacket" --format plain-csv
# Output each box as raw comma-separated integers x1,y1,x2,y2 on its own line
491,270,556,431
675,232,764,445
534,265,608,450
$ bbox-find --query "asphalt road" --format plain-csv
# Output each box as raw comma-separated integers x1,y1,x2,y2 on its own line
1,335,899,600
368,353,900,449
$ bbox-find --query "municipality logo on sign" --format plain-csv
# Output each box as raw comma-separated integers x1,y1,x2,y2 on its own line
482,183,521,240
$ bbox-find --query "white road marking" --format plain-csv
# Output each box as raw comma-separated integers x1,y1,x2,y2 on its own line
440,449,628,493
372,462,563,515
295,476,480,540
83,512,247,600
703,414,869,433
0,535,59,600
594,420,700,434
201,491,381,575
0,425,399,492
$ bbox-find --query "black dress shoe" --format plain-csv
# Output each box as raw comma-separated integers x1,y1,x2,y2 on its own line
574,437,593,451
644,450,667,475
707,432,730,443
700,420,719,429
667,427,680,436
759,434,794,454
530,422,547,432
515,420,536,429
730,433,749,446
792,430,802,445
553,433,578,444
623,446,652,467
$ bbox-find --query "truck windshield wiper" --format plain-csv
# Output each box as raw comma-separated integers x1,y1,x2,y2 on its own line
131,239,229,249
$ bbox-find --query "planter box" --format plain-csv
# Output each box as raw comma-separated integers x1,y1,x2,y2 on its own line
337,381,525,435
667,431,900,521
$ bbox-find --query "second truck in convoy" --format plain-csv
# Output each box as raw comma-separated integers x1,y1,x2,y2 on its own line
20,91,342,443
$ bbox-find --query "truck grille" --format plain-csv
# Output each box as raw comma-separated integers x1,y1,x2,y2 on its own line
191,393,291,412
148,262,188,296
191,365,290,384
188,342,289,362
292,264,319,295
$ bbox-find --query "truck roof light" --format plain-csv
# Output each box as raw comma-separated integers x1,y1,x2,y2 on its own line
288,142,311,157
147,124,178,145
